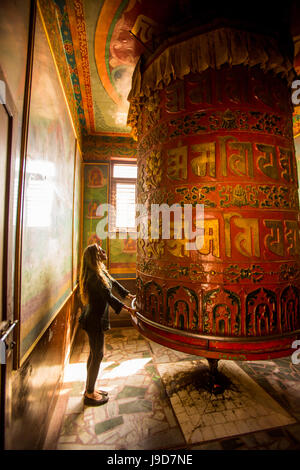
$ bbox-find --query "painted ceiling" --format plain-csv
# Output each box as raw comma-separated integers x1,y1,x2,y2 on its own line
48,0,300,140
52,0,174,137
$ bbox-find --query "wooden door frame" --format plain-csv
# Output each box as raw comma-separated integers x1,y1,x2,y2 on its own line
0,0,36,451
0,71,14,451
13,0,36,371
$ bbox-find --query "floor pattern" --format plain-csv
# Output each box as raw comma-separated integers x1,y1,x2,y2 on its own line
157,360,295,444
44,327,300,450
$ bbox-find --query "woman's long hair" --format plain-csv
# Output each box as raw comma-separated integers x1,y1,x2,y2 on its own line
79,244,113,305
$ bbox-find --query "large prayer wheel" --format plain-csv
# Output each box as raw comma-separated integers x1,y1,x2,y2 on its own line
128,25,300,360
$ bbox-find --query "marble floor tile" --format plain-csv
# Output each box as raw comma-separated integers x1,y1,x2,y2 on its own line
53,330,183,450
46,327,300,451
157,359,296,445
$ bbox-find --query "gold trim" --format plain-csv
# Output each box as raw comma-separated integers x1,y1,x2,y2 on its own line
77,144,83,270
65,0,94,134
113,277,136,281
80,158,84,259
18,6,79,367
76,141,83,162
37,0,80,150
71,139,77,289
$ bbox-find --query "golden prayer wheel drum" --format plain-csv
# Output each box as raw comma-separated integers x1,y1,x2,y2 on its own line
128,28,300,360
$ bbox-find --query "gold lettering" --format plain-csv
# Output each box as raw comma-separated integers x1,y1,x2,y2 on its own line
219,136,235,176
256,144,278,179
166,239,189,258
190,143,216,177
131,15,158,43
285,220,300,256
229,142,254,177
167,146,188,180
264,220,284,256
224,213,260,258
234,217,260,257
279,148,296,183
196,219,220,257
218,137,253,177
224,212,237,257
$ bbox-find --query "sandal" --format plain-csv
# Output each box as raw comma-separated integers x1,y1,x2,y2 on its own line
83,389,108,397
84,394,109,407
96,389,108,396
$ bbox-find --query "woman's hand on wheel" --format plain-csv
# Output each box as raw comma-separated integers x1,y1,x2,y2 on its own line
124,305,137,315
127,293,135,299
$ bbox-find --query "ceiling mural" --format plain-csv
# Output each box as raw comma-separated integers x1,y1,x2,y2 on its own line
52,0,175,137
93,0,143,131
40,0,300,140
55,0,161,136
38,0,83,142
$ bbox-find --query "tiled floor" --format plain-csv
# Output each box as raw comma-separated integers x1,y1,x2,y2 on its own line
44,327,300,450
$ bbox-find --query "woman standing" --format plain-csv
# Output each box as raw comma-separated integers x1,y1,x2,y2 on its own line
79,243,136,406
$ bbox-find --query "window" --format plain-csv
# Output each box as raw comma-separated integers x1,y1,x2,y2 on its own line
111,164,137,232
113,164,137,179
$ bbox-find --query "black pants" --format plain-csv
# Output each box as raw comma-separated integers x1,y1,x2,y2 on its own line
85,327,105,394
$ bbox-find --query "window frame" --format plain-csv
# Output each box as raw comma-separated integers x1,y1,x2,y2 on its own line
110,161,137,235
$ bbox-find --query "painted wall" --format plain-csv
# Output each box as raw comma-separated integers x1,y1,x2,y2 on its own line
82,162,109,252
81,161,137,279
81,160,137,325
81,136,138,323
81,133,137,281
20,10,76,361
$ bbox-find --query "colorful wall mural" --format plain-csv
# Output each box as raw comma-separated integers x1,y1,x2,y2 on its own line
82,163,109,253
109,236,136,279
83,134,136,161
20,10,76,361
81,162,136,279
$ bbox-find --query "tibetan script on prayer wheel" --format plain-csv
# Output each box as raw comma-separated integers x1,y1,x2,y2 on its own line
128,32,300,360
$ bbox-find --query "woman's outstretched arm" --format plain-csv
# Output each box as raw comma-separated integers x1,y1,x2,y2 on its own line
110,278,130,298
